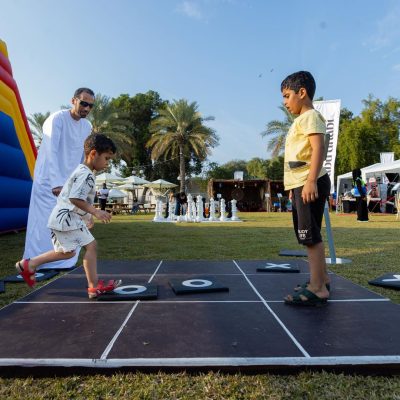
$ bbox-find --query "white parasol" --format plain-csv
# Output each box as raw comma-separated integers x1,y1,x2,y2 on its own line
108,188,127,199
143,179,178,190
95,172,125,184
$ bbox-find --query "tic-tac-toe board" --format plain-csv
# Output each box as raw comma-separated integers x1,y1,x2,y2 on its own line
0,259,399,374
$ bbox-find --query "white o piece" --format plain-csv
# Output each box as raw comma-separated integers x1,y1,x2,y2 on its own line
113,285,147,295
182,279,212,288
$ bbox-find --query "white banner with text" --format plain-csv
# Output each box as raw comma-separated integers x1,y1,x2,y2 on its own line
313,99,341,193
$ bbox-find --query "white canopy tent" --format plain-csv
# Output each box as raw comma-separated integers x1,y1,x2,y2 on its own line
336,161,400,195
363,159,400,181
336,163,380,195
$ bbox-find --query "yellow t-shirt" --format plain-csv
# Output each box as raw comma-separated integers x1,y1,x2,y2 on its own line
284,109,327,190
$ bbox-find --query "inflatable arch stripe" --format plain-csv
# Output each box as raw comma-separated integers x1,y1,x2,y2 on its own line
0,39,37,233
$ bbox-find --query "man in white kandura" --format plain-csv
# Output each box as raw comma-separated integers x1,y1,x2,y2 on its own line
23,88,95,269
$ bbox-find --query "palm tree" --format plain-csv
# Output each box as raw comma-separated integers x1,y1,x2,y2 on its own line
27,111,50,148
147,99,218,191
88,93,135,162
261,105,294,157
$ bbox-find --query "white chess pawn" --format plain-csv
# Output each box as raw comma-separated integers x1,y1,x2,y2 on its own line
168,199,175,221
186,194,193,222
208,198,217,221
196,195,204,222
220,198,227,221
153,198,164,221
230,199,240,221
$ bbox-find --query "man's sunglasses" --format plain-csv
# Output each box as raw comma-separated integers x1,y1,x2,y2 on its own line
76,98,94,108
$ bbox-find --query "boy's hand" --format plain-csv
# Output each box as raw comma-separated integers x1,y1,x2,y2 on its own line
302,181,318,204
94,209,112,223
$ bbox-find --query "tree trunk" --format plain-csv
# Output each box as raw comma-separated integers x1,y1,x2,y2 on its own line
179,145,185,192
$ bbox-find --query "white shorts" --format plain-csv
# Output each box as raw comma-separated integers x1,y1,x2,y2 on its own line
51,226,95,253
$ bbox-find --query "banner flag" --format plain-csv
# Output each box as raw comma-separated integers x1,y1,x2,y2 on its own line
313,100,341,193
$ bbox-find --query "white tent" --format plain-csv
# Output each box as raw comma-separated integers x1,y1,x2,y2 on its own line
363,159,400,180
336,161,400,195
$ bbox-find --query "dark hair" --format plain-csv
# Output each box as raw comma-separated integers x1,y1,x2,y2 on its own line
280,71,316,100
352,168,362,181
84,133,116,156
74,87,95,98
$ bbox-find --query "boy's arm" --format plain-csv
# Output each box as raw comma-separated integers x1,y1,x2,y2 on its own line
70,198,112,223
302,133,325,204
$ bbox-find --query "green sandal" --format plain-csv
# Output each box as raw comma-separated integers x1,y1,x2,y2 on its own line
285,288,328,307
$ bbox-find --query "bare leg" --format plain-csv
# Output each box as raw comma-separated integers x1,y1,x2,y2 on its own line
304,242,330,299
82,240,98,289
17,250,75,272
286,242,329,301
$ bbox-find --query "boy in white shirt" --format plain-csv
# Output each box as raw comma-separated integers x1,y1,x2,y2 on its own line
16,134,121,299
281,71,331,306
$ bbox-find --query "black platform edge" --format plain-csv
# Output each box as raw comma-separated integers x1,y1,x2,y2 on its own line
256,268,300,273
37,265,79,272
279,250,307,257
0,357,399,377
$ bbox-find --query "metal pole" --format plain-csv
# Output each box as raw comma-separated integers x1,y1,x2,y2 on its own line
324,201,336,263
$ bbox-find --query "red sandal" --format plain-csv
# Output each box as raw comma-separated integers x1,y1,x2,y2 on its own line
87,279,122,299
15,259,36,288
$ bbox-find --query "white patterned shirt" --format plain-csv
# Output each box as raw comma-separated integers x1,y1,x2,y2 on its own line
47,164,95,231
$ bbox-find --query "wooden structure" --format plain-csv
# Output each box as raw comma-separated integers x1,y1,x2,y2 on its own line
207,179,285,212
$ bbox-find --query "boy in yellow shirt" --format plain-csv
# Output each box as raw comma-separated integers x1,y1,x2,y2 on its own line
281,71,331,306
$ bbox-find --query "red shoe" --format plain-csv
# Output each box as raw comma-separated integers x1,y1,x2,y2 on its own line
15,259,36,288
87,279,122,299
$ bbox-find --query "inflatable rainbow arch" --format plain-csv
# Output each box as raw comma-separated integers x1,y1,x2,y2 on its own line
0,39,36,233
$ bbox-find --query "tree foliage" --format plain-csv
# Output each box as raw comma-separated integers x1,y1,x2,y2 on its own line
147,99,219,191
246,157,268,179
88,93,134,163
336,96,400,175
27,111,50,148
205,157,284,181
261,105,293,157
111,91,166,178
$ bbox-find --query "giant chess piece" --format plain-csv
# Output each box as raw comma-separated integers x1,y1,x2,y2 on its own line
153,198,164,221
186,194,193,222
208,198,218,221
168,199,176,221
230,199,240,221
196,195,204,222
190,195,197,221
220,198,228,221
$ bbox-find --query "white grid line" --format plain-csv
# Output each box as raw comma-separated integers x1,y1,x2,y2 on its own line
99,260,163,360
233,260,310,358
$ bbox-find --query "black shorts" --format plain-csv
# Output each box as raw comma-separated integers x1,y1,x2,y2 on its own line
291,174,331,246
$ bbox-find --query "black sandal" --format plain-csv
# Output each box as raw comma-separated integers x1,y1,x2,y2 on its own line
285,288,328,307
295,281,330,292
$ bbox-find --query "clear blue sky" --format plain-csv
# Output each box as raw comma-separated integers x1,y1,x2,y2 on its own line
2,0,400,164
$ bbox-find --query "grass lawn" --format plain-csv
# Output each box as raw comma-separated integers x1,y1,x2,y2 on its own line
0,212,399,399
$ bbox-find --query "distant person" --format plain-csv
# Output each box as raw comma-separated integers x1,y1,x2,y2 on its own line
165,191,175,218
23,88,95,270
16,134,121,298
131,196,140,214
174,192,187,216
352,168,369,222
280,71,331,306
97,183,109,211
